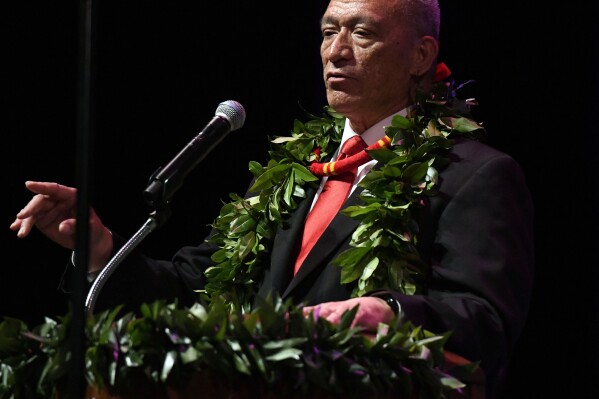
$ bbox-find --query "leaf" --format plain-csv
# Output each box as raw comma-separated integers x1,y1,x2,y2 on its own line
375,164,401,180
440,374,467,389
180,347,199,364
292,163,319,183
271,136,299,144
390,113,412,129
232,352,251,375
265,348,303,362
334,246,370,268
402,162,430,183
360,257,379,281
211,248,231,263
366,148,399,163
338,248,372,284
238,231,256,260
336,305,359,332
262,338,307,350
249,164,291,192
248,160,264,177
229,214,256,235
283,173,294,207
439,116,481,132
161,350,177,382
342,203,381,218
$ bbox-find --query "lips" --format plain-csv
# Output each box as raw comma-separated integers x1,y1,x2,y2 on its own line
326,70,347,79
326,71,352,86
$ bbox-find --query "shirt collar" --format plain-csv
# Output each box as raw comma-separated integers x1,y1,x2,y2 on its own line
341,108,410,147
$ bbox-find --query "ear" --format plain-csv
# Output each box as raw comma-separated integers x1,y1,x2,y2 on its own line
409,36,439,77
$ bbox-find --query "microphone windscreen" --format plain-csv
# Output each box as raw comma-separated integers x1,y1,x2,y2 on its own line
216,100,246,131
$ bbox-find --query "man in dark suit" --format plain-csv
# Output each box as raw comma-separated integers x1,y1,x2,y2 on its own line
10,0,534,397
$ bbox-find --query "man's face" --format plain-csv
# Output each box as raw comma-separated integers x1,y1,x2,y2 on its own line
321,0,418,132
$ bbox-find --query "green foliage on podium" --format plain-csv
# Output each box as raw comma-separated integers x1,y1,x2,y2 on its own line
0,295,476,399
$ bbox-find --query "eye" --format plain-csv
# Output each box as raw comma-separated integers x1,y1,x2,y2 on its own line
353,28,372,39
321,27,338,38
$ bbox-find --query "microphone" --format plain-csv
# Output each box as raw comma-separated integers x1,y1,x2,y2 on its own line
143,100,246,209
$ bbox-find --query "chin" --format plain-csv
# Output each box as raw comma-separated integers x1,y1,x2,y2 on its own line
326,92,359,114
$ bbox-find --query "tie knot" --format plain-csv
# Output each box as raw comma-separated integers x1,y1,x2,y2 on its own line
339,135,367,158
309,134,391,177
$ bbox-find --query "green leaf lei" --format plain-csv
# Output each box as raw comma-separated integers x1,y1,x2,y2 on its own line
204,75,484,310
0,296,478,398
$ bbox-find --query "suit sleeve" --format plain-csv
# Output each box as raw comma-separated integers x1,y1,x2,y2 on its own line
91,232,219,315
92,181,261,314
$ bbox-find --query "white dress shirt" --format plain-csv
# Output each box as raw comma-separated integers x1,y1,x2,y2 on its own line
309,112,404,209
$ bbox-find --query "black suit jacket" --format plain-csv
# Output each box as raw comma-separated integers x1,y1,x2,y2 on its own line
96,137,534,396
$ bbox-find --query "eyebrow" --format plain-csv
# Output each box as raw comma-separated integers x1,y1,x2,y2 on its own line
320,14,382,29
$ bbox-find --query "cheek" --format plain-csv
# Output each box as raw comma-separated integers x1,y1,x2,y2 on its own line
358,48,393,76
361,61,391,87
320,42,331,65
366,51,410,86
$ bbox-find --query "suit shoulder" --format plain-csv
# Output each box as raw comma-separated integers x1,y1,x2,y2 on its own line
450,137,523,171
452,137,510,159
439,137,530,197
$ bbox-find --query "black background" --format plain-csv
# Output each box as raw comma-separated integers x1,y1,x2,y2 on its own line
3,2,598,398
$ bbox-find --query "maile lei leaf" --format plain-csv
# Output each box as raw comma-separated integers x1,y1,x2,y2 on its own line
202,73,484,310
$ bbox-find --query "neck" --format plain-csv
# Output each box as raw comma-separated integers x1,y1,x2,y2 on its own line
346,100,415,133
346,106,412,139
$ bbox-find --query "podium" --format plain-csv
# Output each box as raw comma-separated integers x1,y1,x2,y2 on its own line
2,299,486,399
82,352,485,399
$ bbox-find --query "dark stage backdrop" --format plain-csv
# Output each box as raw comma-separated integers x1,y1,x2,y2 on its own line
3,2,597,398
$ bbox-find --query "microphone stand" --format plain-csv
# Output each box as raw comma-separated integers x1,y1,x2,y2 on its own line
84,207,171,314
70,0,96,396
84,101,245,314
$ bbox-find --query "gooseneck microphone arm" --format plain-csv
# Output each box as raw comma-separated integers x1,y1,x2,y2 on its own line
84,214,162,314
85,100,246,315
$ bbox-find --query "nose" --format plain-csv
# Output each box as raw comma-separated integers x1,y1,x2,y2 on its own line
325,30,352,62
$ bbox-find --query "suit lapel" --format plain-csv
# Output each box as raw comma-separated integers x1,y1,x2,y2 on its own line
282,185,364,298
261,185,315,296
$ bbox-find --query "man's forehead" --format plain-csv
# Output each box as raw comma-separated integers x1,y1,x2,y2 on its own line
323,0,400,24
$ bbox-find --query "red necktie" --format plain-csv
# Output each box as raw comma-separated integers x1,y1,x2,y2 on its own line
294,135,367,275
